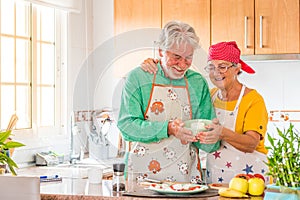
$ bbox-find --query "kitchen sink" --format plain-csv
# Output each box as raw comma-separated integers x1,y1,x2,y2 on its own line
17,157,121,179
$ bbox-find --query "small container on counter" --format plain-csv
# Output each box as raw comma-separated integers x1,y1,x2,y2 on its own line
112,163,126,192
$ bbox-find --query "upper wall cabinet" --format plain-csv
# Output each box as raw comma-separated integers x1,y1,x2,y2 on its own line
162,0,210,52
211,0,254,55
211,0,300,55
255,0,299,54
114,0,210,52
114,0,161,35
115,0,299,55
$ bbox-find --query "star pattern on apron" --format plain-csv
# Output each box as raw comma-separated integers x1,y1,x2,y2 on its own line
206,85,269,184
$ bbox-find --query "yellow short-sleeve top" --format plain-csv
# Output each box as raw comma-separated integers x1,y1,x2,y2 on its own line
211,88,268,154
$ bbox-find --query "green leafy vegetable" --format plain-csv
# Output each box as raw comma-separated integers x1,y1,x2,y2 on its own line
265,123,300,188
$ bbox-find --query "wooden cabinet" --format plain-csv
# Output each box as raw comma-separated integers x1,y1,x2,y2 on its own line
255,0,299,54
114,0,210,52
211,0,254,55
162,0,210,52
115,0,300,55
114,0,161,35
211,0,300,55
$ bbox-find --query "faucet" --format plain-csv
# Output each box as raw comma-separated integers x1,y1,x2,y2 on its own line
70,146,84,164
69,112,84,164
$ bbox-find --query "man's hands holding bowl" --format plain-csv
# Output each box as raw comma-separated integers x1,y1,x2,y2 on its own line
168,119,197,145
168,118,222,144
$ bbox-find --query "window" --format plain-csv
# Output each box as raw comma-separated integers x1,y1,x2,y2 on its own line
0,0,66,132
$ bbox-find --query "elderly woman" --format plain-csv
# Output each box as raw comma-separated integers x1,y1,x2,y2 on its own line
197,41,268,183
141,41,269,183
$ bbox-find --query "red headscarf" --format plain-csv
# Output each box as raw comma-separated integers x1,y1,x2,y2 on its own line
208,41,255,74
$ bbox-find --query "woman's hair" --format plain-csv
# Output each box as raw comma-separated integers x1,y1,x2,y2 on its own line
157,20,200,52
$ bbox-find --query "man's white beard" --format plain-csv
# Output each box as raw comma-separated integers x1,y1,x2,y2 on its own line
162,64,186,80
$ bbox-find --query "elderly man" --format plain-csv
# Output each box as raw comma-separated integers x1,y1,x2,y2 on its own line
118,20,219,183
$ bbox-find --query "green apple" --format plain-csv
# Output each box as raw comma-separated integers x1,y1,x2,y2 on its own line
248,177,265,196
229,177,248,194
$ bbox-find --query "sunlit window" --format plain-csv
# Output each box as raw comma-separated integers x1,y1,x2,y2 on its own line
0,0,66,131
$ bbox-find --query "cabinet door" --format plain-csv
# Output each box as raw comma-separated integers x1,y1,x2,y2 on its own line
211,0,254,55
255,0,300,54
162,0,210,53
114,0,161,35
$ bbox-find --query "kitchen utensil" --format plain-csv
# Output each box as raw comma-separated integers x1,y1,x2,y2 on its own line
143,177,164,183
5,114,19,156
112,163,126,192
6,114,18,131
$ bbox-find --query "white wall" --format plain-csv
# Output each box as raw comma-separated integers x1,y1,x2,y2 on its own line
66,0,116,159
239,60,300,110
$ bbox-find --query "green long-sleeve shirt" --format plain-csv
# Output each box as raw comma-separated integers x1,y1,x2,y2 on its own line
117,63,219,153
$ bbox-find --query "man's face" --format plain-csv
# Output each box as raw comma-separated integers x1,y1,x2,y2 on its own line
159,44,194,80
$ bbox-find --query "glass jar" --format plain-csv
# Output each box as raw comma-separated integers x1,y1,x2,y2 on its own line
112,163,126,192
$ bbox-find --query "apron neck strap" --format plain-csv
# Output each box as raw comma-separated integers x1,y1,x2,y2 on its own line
212,85,246,104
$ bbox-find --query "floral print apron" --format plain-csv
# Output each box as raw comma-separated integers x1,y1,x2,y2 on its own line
127,74,201,183
206,85,269,183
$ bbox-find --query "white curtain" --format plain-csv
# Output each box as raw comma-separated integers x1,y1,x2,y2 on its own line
24,0,82,13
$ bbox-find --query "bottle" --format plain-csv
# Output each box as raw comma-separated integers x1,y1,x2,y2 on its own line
112,163,126,192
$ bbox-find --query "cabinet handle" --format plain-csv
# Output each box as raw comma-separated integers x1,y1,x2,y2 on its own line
259,16,263,48
244,16,248,49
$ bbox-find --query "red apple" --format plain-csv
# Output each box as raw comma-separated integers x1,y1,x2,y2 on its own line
235,173,254,180
254,173,265,182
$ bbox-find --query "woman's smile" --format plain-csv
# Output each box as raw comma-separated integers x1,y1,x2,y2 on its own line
214,76,225,81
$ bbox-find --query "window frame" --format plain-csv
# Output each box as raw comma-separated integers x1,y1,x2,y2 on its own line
0,0,67,136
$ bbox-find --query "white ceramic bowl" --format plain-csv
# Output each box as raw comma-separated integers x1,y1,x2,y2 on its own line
184,119,212,135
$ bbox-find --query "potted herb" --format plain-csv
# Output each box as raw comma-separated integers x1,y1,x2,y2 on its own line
0,130,25,175
265,123,300,199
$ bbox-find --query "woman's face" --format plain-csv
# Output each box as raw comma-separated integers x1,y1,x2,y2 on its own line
159,44,194,80
206,60,240,90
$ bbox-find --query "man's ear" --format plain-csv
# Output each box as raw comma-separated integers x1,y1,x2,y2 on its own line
158,49,163,57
